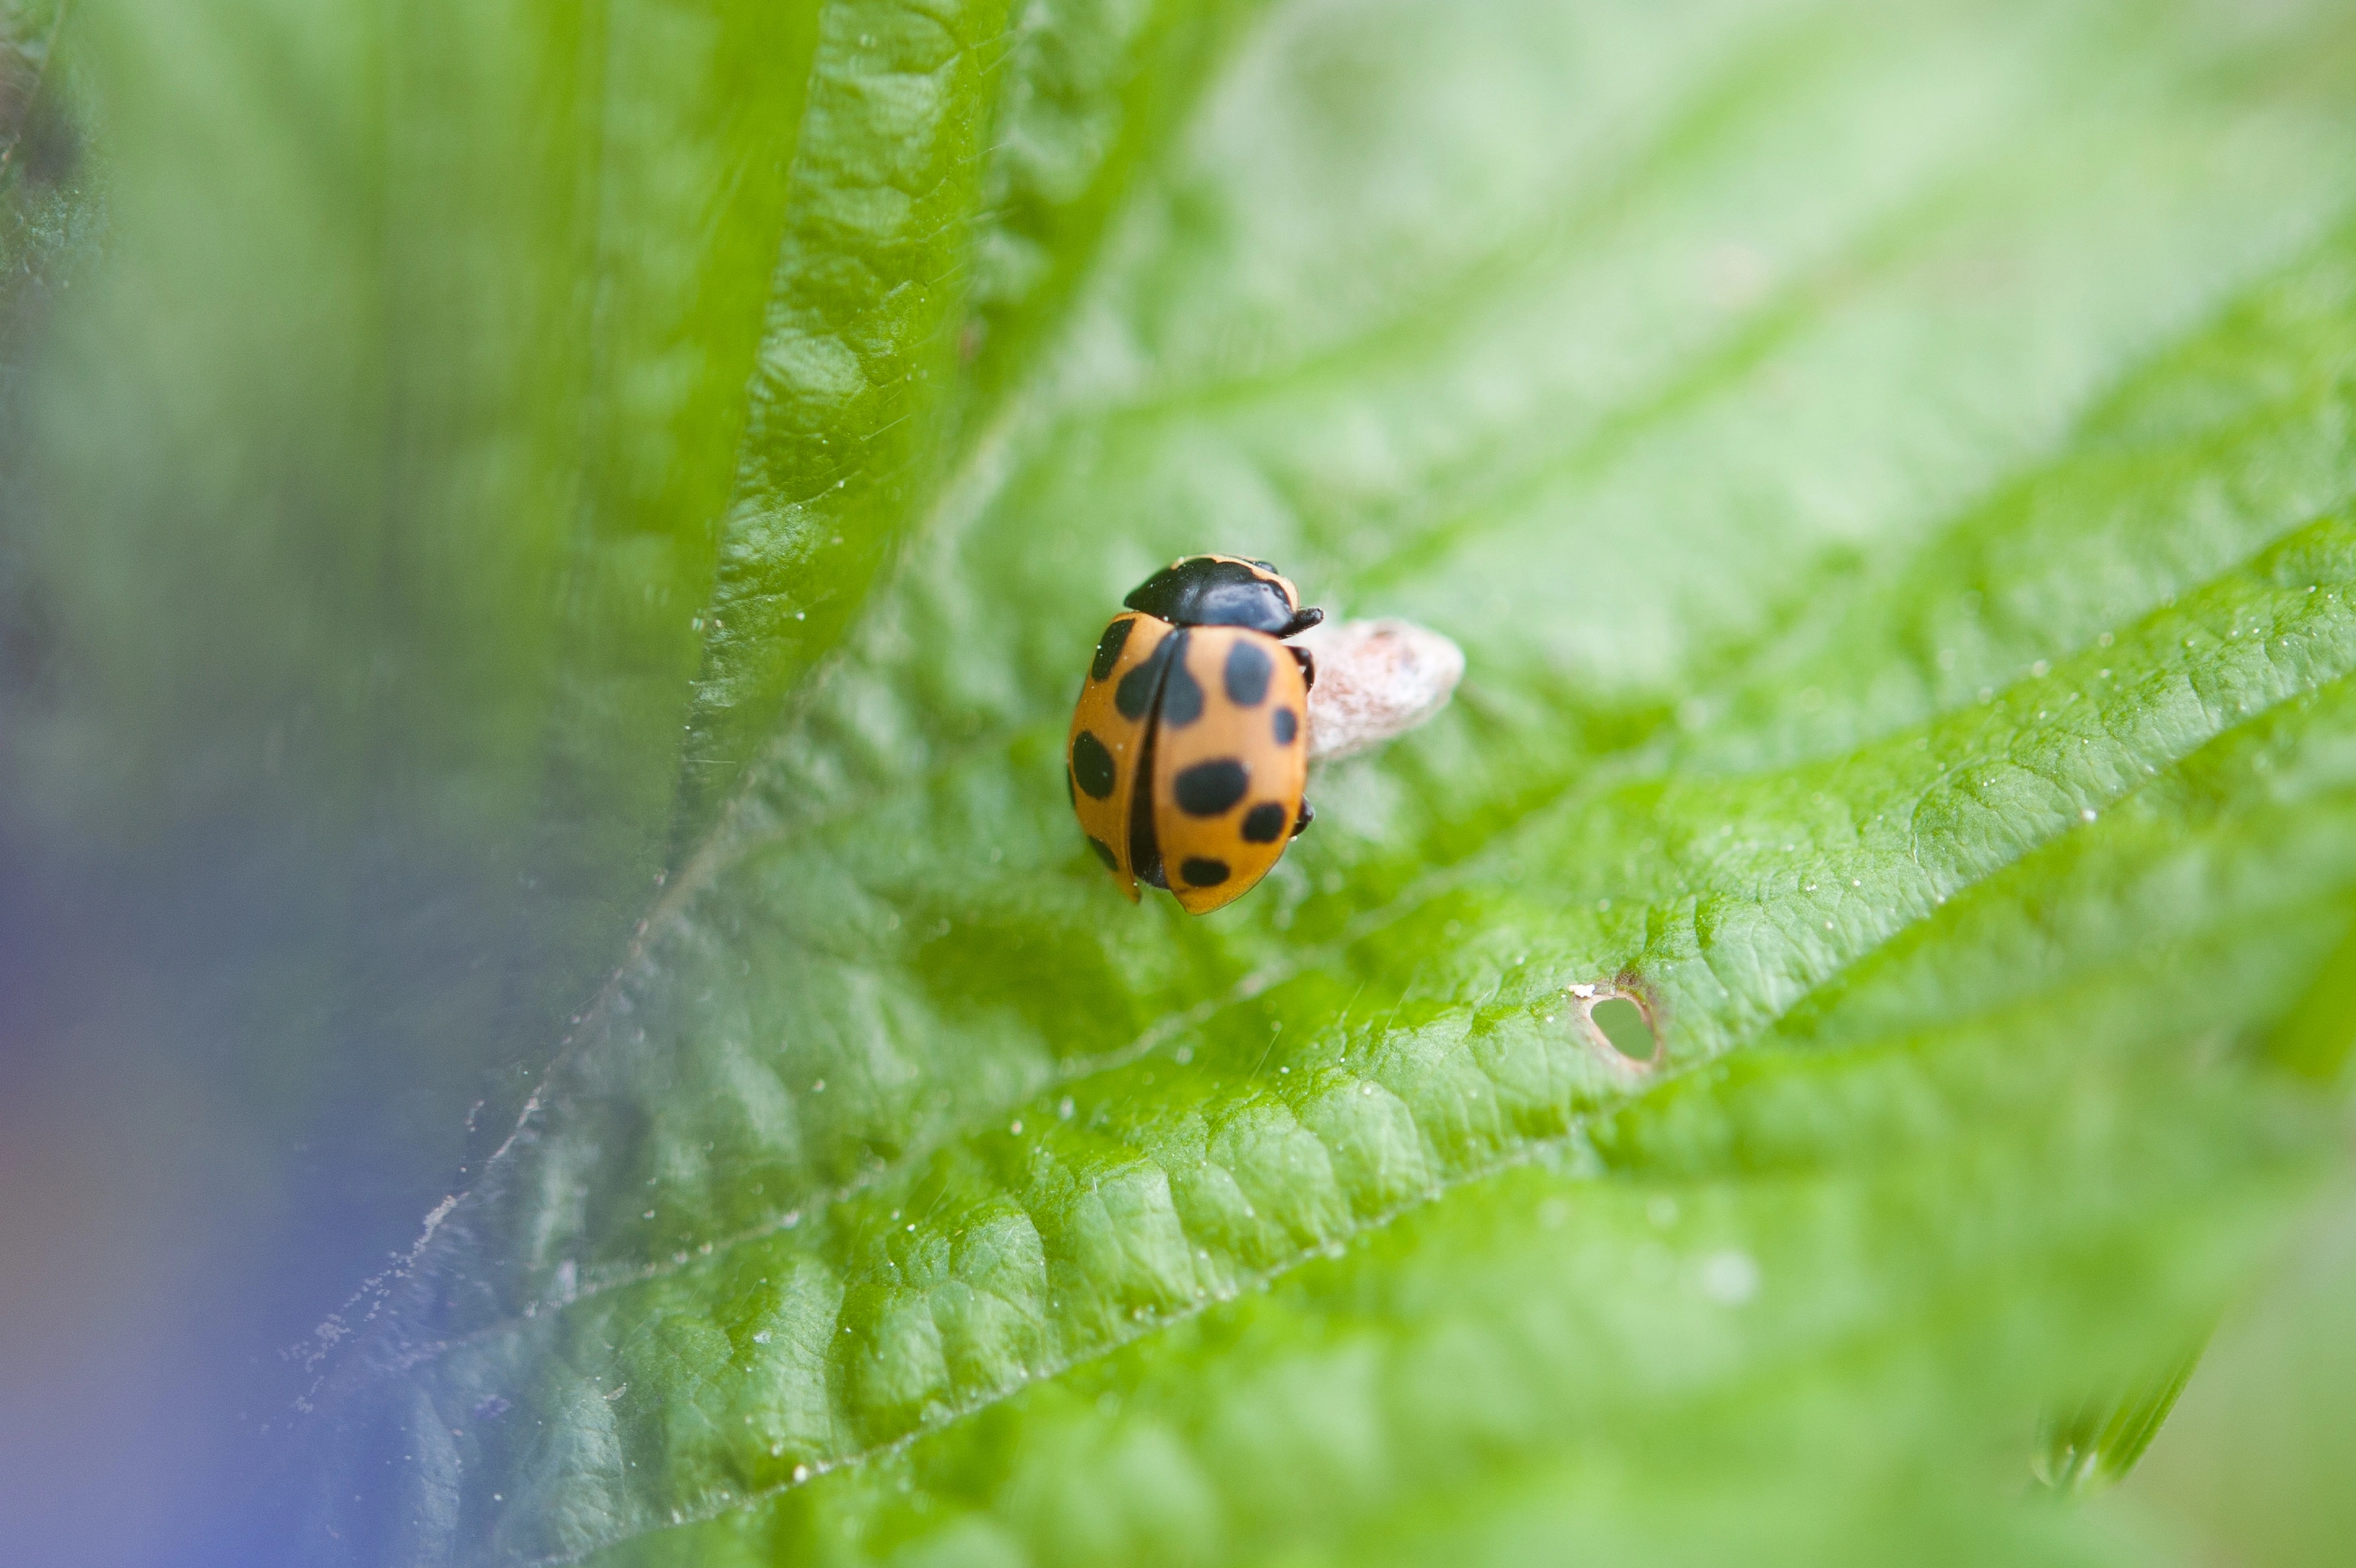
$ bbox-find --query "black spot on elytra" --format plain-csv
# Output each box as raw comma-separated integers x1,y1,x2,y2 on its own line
1271,707,1298,745
1071,731,1116,799
1180,857,1230,887
1115,635,1171,720
1088,836,1119,871
1292,800,1315,837
1224,639,1271,706
1159,633,1204,725
1174,758,1248,816
1090,616,1134,682
1241,802,1288,842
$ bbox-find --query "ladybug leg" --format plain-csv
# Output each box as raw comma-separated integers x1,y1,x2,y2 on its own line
1289,645,1315,688
1291,800,1314,837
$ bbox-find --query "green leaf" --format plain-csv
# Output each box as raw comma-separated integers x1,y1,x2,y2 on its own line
2109,1168,2356,1567
26,0,2356,1562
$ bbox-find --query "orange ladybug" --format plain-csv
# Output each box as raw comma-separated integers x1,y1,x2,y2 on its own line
1067,555,1321,913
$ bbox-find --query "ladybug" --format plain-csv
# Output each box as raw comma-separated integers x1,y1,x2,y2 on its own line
1067,555,1323,913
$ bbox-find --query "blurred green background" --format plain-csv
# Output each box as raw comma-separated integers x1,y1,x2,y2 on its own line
4,1,2355,1565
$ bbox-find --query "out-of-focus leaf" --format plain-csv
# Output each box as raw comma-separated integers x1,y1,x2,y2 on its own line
7,0,831,1323
2035,1346,2207,1498
2102,1169,2356,1568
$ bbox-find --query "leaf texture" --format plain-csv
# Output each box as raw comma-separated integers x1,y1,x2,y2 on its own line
267,0,2356,1562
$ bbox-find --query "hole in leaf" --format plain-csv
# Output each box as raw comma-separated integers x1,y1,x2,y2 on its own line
1589,996,1654,1059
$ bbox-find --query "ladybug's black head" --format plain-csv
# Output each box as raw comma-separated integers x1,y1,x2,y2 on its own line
1124,555,1322,637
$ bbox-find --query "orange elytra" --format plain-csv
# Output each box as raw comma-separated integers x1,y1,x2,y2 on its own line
1067,555,1320,914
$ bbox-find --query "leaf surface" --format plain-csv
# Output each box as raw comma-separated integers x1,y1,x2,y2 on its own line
249,0,2356,1561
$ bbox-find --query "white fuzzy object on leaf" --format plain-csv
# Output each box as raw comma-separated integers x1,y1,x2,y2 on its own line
1297,617,1465,763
